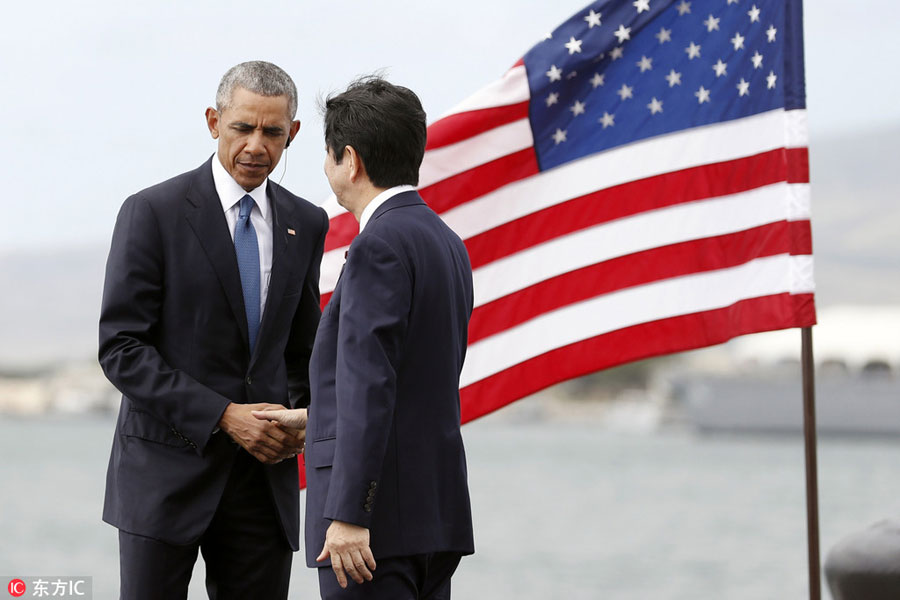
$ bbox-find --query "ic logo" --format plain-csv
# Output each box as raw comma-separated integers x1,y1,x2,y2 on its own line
7,579,26,597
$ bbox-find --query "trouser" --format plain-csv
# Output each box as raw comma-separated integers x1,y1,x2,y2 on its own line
118,450,293,600
317,551,461,600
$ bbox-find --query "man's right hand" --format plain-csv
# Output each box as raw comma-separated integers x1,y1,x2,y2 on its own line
218,403,305,464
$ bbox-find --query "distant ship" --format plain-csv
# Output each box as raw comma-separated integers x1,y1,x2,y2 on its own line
675,371,900,437
672,305,900,437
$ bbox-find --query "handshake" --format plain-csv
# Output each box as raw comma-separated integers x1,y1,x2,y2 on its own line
217,404,309,465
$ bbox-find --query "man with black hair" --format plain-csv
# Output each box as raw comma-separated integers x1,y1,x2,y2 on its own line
259,76,475,599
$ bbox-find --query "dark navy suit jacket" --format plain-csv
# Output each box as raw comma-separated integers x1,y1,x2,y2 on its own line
305,191,475,566
99,157,327,550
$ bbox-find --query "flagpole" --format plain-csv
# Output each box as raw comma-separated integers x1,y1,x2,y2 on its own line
801,326,821,600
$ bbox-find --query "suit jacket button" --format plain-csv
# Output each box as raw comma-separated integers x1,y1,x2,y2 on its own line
246,376,252,385
369,481,377,489
364,504,372,513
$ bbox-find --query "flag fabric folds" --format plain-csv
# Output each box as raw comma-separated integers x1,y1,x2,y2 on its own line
316,0,815,425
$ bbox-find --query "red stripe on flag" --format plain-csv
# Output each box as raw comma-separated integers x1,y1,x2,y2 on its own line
324,212,358,252
464,148,805,270
468,220,812,343
460,292,817,423
321,291,332,310
426,102,530,151
419,147,539,214
786,147,809,183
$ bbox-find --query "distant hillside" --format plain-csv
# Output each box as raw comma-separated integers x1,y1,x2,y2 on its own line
0,244,107,368
1,124,898,368
808,123,900,304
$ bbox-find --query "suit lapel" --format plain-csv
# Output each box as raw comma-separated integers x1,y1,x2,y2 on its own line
184,157,251,353
250,181,298,367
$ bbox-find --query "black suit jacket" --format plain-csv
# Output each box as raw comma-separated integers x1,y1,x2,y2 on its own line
99,157,327,549
305,191,475,566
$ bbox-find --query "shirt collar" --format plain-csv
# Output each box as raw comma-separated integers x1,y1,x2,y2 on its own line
211,154,269,219
359,185,416,232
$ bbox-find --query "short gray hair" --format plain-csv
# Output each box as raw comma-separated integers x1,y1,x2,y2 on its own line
215,61,298,119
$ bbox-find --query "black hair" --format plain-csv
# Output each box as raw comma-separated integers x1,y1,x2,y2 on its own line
322,75,427,188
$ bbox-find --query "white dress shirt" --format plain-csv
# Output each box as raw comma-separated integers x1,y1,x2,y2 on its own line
359,185,417,233
211,156,273,316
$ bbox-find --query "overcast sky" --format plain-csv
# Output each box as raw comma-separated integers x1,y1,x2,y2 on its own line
2,0,897,254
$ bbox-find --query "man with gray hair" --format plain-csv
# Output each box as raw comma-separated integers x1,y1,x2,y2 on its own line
99,60,328,599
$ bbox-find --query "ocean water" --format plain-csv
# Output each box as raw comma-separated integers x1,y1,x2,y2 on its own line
0,412,897,599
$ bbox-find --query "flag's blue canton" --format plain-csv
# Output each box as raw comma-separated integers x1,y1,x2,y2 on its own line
524,0,803,172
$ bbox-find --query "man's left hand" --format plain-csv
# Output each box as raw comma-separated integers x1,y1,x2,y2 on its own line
251,408,307,454
316,520,377,588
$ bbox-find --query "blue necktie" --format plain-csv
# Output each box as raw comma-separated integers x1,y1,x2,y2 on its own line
234,195,260,353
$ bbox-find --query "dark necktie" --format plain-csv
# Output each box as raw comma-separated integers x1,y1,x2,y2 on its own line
234,195,260,353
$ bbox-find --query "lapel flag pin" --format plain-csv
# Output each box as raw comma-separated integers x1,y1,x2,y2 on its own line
287,228,296,236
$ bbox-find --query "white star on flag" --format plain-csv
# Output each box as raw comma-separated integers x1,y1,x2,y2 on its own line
565,37,583,54
748,5,761,22
766,25,777,42
552,128,567,144
727,0,739,5
704,15,720,32
591,73,605,88
677,1,691,16
599,111,615,128
713,59,728,77
584,9,602,28
656,27,672,43
610,46,624,60
647,97,663,114
617,83,634,100
767,70,778,89
545,93,559,107
695,85,711,104
737,78,750,96
752,51,763,69
546,65,562,82
731,32,745,50
637,56,653,72
685,42,701,59
570,100,586,116
614,24,632,43
634,0,650,14
666,69,682,87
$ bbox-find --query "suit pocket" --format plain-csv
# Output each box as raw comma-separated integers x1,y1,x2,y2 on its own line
308,437,336,468
122,408,192,448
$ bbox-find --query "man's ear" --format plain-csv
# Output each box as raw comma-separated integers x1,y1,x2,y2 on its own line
346,146,364,183
205,107,220,139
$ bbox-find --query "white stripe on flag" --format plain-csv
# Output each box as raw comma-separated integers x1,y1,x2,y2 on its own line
321,194,343,219
460,254,815,387
419,118,533,189
436,65,530,119
472,183,811,306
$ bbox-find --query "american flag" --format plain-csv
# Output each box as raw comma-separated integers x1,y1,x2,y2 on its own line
316,0,815,423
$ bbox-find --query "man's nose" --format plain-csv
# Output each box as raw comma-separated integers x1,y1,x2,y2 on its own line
245,130,267,154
